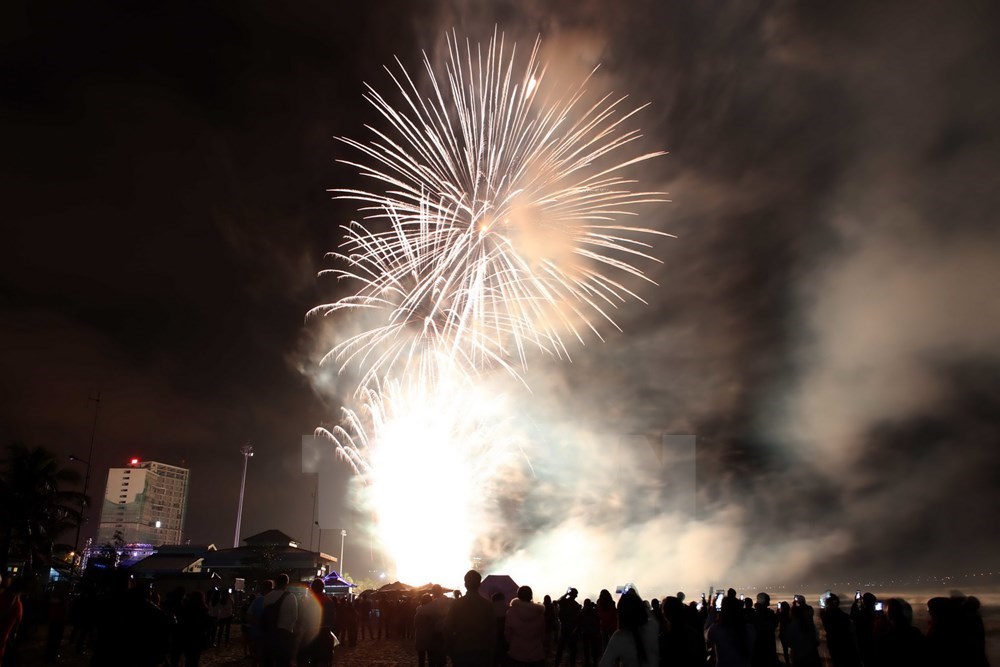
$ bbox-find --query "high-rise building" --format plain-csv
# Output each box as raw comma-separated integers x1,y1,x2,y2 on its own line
95,458,190,546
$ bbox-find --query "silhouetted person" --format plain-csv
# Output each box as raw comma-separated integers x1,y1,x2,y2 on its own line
596,589,618,655
660,595,701,667
786,602,819,667
70,583,97,655
261,573,299,667
960,596,990,667
161,586,186,667
776,601,791,665
492,591,509,666
422,585,451,667
207,588,221,648
875,598,925,667
90,570,133,667
506,585,546,667
298,578,335,666
239,592,257,658
445,570,495,667
555,587,582,666
544,595,558,658
246,579,274,663
132,585,173,667
345,597,359,647
415,594,437,667
404,594,418,639
751,593,778,667
378,595,390,639
708,596,755,667
358,595,373,640
44,583,71,663
850,592,876,667
177,591,212,667
215,590,235,646
599,589,658,667
819,594,860,667
650,597,663,625
579,599,601,667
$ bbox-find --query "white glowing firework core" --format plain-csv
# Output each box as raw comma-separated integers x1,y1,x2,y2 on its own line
368,385,485,583
320,370,522,585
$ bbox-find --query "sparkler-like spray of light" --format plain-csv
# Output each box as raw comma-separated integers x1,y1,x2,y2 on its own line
313,30,666,583
312,30,668,388
316,367,529,584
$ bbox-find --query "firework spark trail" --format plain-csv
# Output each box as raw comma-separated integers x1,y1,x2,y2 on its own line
313,30,666,581
310,29,669,388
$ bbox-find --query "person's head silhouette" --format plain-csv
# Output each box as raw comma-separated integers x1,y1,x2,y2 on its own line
464,570,482,594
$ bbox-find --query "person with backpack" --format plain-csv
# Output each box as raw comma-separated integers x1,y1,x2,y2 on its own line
261,573,299,667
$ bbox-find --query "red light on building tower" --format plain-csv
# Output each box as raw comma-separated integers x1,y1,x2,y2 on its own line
130,457,139,466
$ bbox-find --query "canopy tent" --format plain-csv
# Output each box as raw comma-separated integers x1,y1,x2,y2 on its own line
479,574,519,603
378,580,414,592
322,571,356,587
412,582,454,594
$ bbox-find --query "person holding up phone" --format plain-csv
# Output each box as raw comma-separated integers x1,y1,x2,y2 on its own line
554,588,581,667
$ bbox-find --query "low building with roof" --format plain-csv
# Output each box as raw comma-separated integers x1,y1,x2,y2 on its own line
127,544,223,594
200,529,337,587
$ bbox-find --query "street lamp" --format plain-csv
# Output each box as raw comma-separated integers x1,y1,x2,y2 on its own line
67,454,91,578
233,443,254,548
340,529,347,575
68,392,101,581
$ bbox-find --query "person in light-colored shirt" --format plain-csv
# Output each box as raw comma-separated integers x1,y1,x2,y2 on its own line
262,574,299,667
599,590,659,667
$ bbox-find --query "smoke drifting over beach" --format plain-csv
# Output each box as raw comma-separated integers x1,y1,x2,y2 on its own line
307,1,1000,592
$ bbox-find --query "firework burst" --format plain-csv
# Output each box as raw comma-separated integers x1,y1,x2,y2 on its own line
310,29,668,387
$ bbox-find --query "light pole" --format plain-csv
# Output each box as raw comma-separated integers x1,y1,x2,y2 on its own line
233,443,254,548
67,454,91,578
340,529,347,575
68,393,100,581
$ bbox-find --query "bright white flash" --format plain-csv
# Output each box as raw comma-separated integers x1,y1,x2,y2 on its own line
317,369,523,585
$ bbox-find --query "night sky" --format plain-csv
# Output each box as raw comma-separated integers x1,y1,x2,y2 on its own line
3,1,1000,585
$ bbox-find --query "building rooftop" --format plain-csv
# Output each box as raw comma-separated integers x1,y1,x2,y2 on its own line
242,529,300,547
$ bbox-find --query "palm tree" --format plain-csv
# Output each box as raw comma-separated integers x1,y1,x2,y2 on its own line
0,442,88,586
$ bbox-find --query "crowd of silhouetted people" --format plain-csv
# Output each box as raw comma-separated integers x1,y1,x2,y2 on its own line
403,573,990,667
0,568,992,666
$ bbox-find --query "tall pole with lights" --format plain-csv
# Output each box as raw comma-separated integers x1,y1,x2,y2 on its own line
233,443,254,548
340,529,347,576
69,392,101,580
